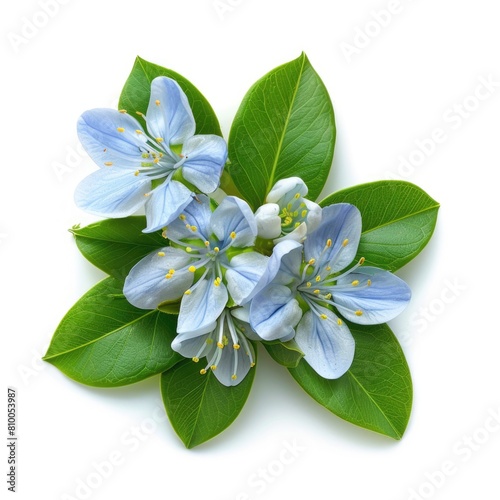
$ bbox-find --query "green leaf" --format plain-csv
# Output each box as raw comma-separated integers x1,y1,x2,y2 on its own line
289,322,412,440
228,52,335,209
320,180,439,271
71,217,166,280
161,355,256,448
119,56,222,136
263,340,304,368
44,277,182,387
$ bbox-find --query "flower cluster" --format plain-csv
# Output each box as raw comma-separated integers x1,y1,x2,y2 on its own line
76,77,411,386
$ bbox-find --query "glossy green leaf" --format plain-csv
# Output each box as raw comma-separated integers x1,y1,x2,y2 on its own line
228,53,335,209
320,180,439,271
263,339,304,368
289,322,412,440
44,278,182,387
71,217,166,280
161,355,256,448
119,56,222,136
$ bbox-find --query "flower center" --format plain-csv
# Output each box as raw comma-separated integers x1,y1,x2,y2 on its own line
278,192,309,233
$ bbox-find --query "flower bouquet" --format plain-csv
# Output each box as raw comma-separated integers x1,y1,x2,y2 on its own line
44,54,439,447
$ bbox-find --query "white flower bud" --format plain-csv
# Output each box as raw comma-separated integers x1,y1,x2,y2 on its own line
254,203,281,239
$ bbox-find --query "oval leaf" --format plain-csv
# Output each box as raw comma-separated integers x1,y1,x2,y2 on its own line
320,180,439,271
44,277,182,387
161,356,256,448
71,217,166,280
119,56,222,136
228,53,336,209
289,322,412,440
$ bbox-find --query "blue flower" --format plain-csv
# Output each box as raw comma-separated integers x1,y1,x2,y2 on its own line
75,77,227,232
172,308,256,386
123,194,268,336
248,203,411,379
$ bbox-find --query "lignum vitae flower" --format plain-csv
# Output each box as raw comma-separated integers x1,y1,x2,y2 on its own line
75,77,227,232
124,194,268,338
172,308,256,386
248,203,411,379
254,177,321,242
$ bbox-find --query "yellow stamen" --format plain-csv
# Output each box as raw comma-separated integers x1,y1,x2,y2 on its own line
165,273,173,279
233,344,240,350
157,252,165,257
200,369,207,375
315,276,321,282
186,247,192,253
104,161,113,166
192,357,199,363
231,374,237,380
210,365,217,371
214,247,220,253
320,314,328,320
134,170,140,176
184,290,191,295
342,239,349,247
352,280,360,286
326,238,332,247
306,282,312,288
294,193,301,199
156,137,164,143
190,226,197,232
188,266,196,273
135,129,143,134
230,231,236,239
217,342,224,349
313,289,320,295
214,277,222,287
119,109,127,113
308,258,316,265
367,279,372,286
155,99,160,106
337,319,343,326
359,257,365,265
179,214,186,221
116,127,125,133
355,310,363,317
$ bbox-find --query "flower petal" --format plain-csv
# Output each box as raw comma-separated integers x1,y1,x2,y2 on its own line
146,77,195,146
74,167,151,217
181,135,227,193
266,177,308,203
165,193,212,242
177,278,228,336
295,309,355,379
171,332,213,359
225,252,269,305
143,179,193,233
303,199,322,233
333,267,411,324
304,203,361,272
243,239,302,304
77,109,148,169
249,284,302,341
123,247,194,309
212,337,255,386
211,196,257,248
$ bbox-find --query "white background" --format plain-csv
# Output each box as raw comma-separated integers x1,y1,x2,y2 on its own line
2,1,499,499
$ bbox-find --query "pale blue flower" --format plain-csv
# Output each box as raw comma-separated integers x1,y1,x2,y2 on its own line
75,77,227,232
124,194,268,336
248,203,411,379
254,177,321,242
172,308,256,386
